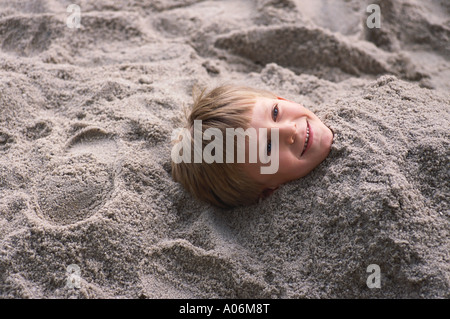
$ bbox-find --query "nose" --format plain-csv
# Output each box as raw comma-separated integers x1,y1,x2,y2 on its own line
279,122,297,145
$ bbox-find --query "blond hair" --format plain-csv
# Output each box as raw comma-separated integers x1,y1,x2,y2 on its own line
171,84,276,208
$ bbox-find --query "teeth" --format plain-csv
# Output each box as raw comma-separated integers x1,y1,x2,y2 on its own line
302,126,310,154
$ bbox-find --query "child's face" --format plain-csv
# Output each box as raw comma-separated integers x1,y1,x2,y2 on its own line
243,96,334,192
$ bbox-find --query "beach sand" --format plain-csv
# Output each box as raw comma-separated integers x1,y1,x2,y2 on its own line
0,0,449,298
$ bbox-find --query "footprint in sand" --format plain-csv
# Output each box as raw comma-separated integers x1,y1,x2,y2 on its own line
35,127,118,226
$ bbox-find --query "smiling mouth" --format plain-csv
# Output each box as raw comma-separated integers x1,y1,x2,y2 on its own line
300,121,311,157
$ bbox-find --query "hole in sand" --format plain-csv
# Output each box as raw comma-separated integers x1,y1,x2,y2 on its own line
66,127,118,164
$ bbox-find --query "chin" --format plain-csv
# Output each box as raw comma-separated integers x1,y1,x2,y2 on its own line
315,129,333,165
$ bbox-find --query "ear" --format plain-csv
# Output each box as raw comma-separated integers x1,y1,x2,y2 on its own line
259,186,279,201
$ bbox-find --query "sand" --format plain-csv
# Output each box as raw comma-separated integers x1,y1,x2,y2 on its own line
0,0,449,298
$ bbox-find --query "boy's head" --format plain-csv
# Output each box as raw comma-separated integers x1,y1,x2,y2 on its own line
171,85,333,208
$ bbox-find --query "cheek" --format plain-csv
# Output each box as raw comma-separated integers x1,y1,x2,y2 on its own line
304,108,319,121
277,153,307,180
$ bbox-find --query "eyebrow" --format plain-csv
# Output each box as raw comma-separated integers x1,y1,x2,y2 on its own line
264,100,272,124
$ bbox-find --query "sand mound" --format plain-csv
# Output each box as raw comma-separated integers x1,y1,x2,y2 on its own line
0,0,448,298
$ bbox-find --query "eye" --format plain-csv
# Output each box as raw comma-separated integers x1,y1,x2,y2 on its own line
272,104,279,121
267,140,272,156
